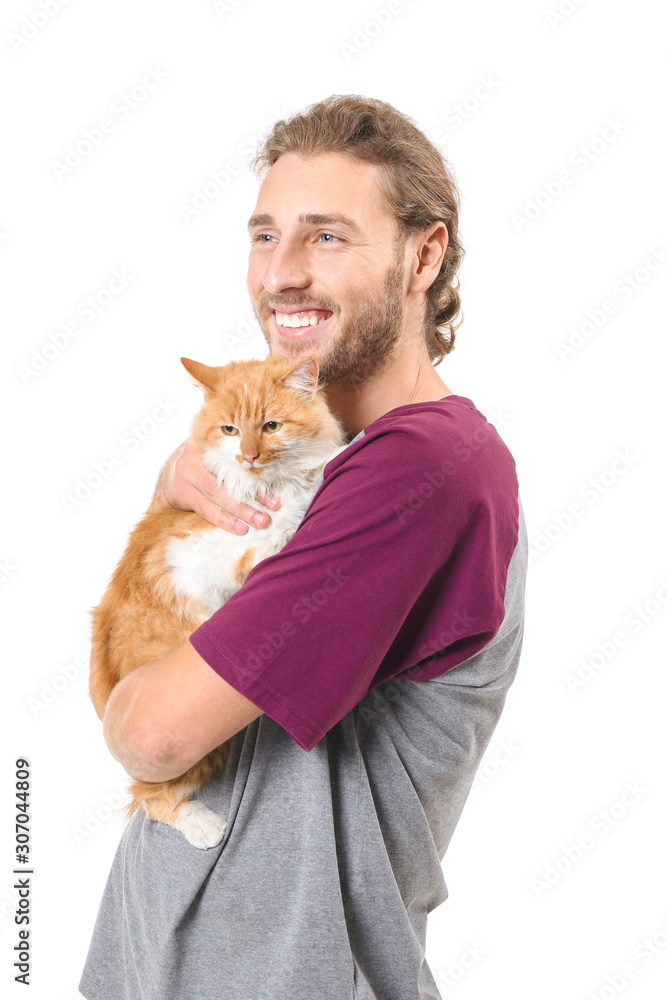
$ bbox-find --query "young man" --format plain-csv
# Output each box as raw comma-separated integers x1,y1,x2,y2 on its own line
80,95,528,1000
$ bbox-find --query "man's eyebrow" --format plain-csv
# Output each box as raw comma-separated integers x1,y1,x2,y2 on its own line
247,212,362,233
247,213,273,230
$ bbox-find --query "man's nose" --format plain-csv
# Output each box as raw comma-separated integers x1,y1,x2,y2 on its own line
262,236,310,294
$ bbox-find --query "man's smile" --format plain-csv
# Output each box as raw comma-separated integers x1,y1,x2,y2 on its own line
271,307,334,338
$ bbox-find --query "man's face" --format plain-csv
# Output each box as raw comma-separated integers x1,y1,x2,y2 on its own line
246,151,407,388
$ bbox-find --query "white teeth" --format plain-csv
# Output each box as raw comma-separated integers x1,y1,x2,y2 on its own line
275,310,330,329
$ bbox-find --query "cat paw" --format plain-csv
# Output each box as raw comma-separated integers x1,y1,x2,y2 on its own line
174,800,228,850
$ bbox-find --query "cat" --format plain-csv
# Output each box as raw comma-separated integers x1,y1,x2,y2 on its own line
89,353,347,849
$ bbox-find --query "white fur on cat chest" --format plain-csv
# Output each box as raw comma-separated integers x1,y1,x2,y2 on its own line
165,496,309,619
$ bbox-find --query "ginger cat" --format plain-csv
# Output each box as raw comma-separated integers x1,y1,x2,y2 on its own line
89,354,347,849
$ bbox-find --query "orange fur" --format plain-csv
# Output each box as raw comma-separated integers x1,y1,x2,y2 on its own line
232,547,257,587
89,354,346,846
90,505,228,829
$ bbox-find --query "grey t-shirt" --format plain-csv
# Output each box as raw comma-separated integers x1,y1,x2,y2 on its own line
79,419,528,1000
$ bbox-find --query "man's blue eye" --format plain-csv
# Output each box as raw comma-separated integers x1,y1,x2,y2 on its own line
252,232,338,243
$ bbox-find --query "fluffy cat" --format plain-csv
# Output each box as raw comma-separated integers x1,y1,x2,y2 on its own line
89,354,347,849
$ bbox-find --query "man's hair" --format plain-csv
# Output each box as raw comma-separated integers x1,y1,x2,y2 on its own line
250,94,465,365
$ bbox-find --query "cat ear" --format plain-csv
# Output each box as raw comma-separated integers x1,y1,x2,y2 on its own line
180,358,219,394
280,356,320,402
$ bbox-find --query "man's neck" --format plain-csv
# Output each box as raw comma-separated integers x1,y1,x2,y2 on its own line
323,351,453,439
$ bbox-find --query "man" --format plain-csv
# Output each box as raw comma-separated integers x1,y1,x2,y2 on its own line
80,95,527,1000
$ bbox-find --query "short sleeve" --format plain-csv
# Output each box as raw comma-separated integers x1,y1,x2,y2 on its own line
188,404,520,751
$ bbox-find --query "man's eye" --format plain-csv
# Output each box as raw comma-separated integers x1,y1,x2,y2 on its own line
318,233,338,243
250,233,275,243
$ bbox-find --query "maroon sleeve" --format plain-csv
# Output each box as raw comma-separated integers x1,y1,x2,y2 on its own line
188,404,520,751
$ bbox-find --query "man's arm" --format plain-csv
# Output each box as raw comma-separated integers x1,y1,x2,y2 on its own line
102,640,265,782
104,414,515,764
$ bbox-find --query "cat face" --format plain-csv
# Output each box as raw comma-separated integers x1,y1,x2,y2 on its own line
181,355,345,492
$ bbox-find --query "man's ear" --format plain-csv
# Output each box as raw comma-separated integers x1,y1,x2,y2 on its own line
180,357,219,393
412,221,449,288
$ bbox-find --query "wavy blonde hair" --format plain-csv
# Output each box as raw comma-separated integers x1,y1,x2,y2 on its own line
250,94,465,365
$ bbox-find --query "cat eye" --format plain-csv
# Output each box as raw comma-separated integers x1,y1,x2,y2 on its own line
263,421,283,433
221,426,239,436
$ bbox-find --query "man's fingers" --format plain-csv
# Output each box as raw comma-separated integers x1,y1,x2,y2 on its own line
194,471,278,529
185,470,277,531
182,487,251,534
171,438,280,531
195,468,225,500
256,492,282,511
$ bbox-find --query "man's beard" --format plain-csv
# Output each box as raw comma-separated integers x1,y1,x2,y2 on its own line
253,250,405,391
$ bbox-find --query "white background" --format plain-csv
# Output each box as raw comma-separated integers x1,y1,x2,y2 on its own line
1,0,666,997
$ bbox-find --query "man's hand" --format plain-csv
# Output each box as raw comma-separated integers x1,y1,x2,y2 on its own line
151,439,281,532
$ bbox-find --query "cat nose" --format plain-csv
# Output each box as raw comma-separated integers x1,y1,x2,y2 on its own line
243,453,259,465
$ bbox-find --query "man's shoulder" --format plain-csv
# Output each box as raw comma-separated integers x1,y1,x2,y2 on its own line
325,395,517,497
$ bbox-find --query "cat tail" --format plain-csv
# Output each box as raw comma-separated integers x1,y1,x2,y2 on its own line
120,777,173,825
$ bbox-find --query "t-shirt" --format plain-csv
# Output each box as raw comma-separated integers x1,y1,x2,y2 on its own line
187,394,521,750
79,394,528,1000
